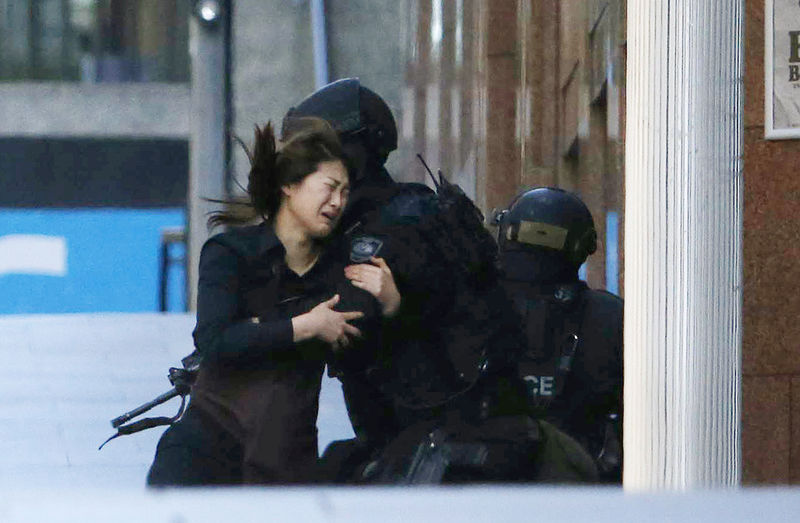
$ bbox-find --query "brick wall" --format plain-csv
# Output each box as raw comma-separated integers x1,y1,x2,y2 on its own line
741,0,800,485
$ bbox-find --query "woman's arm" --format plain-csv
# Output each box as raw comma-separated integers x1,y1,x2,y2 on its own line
343,257,401,317
193,241,364,365
293,294,363,351
192,241,295,365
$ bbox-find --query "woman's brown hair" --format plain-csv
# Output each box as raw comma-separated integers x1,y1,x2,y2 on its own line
208,117,348,229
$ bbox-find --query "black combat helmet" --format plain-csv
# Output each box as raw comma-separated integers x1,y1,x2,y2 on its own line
281,78,398,169
495,187,597,281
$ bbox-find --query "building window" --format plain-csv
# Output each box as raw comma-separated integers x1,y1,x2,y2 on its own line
0,0,189,82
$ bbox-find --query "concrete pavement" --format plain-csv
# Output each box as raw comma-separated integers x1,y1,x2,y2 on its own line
0,312,353,489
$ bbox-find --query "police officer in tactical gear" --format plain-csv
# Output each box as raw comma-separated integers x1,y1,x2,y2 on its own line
495,187,624,483
283,79,556,484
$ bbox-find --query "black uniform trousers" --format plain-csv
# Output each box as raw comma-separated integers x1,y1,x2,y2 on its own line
147,405,242,486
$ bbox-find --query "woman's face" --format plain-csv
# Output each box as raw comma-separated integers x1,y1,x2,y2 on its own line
281,160,350,239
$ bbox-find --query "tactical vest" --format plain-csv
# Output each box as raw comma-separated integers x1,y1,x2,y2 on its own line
341,182,519,416
505,282,587,412
503,279,623,481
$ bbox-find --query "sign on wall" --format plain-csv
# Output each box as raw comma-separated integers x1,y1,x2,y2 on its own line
766,0,800,139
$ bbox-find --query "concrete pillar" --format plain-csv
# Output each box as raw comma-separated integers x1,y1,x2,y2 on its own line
187,5,229,311
624,0,743,489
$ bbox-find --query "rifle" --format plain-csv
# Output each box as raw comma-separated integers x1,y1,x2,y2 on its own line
98,351,200,450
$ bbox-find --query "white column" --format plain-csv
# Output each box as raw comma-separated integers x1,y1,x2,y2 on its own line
624,0,743,489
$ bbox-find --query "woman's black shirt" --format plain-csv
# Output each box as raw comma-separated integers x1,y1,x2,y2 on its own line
188,222,380,481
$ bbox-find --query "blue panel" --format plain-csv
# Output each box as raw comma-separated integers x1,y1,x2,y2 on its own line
605,211,619,295
0,208,186,314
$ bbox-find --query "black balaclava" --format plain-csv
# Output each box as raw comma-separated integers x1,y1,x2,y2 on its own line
500,246,579,285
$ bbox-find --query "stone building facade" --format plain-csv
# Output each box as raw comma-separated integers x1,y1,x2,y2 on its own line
398,0,625,294
398,0,799,484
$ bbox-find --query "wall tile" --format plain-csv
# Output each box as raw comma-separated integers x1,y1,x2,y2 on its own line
528,0,560,175
745,0,765,129
559,0,583,87
792,377,800,483
485,55,520,212
487,0,517,56
742,128,800,376
742,375,791,484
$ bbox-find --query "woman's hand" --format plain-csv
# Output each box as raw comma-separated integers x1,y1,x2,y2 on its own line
292,294,364,351
345,257,402,318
